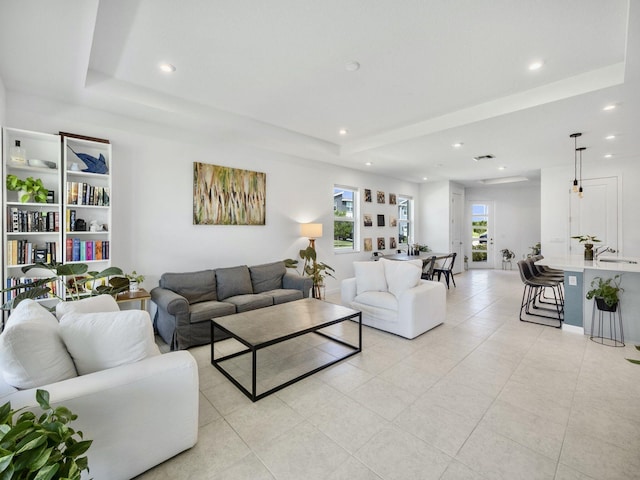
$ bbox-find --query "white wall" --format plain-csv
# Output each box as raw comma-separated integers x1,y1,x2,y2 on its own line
541,157,640,258
0,74,6,125
5,93,420,294
418,180,451,251
465,184,541,265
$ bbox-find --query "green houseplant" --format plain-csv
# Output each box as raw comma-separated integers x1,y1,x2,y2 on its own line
1,262,129,310
572,234,601,260
289,247,335,299
586,274,623,311
500,248,515,260
0,389,92,479
6,174,48,203
126,271,145,292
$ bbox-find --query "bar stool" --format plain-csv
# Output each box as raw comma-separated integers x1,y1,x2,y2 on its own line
517,260,563,328
590,300,624,347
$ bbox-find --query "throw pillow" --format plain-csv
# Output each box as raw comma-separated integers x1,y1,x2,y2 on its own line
160,269,217,304
0,299,77,389
59,310,160,375
249,261,285,293
215,265,253,300
55,294,120,320
354,261,387,295
381,258,422,298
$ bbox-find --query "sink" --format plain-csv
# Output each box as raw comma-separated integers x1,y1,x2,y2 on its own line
598,258,638,264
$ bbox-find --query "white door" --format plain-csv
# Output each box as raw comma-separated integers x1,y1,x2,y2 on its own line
569,177,619,254
469,201,494,268
451,192,464,273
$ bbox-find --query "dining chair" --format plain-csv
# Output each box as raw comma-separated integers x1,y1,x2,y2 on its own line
421,255,437,280
433,253,457,288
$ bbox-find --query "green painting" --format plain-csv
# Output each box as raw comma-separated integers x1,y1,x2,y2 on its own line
193,162,266,225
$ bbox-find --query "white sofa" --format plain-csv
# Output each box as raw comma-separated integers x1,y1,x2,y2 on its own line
341,258,446,338
0,297,199,480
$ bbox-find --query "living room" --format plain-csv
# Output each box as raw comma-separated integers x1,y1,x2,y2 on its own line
2,1,640,479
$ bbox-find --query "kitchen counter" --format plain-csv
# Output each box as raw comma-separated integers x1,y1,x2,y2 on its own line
537,255,640,273
536,255,640,343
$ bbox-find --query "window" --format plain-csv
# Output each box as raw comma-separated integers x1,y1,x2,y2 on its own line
333,186,358,251
398,195,412,245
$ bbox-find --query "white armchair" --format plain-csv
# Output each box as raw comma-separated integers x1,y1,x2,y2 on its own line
0,297,199,480
341,258,446,338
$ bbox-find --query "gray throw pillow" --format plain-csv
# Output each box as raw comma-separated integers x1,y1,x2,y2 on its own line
160,270,217,304
249,261,285,293
216,266,253,300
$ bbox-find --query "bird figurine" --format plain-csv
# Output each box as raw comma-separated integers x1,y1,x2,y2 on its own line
67,145,109,174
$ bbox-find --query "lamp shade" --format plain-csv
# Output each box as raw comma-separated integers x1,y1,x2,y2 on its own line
300,223,323,238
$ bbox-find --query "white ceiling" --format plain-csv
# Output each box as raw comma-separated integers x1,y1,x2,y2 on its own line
1,0,638,186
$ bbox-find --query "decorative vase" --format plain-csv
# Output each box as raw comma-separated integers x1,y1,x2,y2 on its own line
584,243,594,260
311,283,325,300
129,280,139,293
595,297,617,312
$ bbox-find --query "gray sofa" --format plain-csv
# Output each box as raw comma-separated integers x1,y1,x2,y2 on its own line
151,261,313,350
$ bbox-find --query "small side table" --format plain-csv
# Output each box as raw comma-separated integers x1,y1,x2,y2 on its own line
116,288,151,311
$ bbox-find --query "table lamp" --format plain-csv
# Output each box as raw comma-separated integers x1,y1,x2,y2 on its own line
300,223,323,249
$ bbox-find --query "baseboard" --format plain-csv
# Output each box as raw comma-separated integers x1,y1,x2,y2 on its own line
562,324,584,335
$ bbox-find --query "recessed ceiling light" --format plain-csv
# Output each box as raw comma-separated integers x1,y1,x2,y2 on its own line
498,166,506,170
345,61,360,72
365,161,372,166
528,61,544,71
159,63,176,73
422,177,428,181
603,104,616,111
606,135,616,140
452,142,464,148
339,128,349,135
604,154,613,158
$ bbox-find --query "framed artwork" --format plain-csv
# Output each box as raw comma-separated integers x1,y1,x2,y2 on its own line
377,237,386,250
389,193,397,205
193,162,266,225
377,191,385,203
390,237,397,249
364,238,373,251
377,214,385,227
364,214,373,227
364,189,372,202
390,216,397,227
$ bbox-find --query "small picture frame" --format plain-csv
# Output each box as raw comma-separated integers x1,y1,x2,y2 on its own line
389,193,396,205
377,191,385,203
390,237,397,249
364,238,373,251
364,189,372,203
390,216,397,227
377,237,386,250
377,214,385,227
363,214,373,227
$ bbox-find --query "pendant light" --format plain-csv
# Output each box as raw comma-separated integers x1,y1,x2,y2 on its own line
577,146,586,198
570,133,581,193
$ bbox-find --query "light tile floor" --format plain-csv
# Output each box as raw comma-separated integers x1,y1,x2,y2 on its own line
138,269,640,480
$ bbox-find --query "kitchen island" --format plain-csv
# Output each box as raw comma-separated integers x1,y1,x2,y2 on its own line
536,256,640,343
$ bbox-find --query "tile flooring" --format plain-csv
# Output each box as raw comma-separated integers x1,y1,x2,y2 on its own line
138,269,640,480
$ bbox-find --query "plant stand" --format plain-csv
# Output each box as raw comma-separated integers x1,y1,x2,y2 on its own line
590,298,624,347
501,258,512,270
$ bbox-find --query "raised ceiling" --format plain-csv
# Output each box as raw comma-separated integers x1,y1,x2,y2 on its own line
0,0,637,185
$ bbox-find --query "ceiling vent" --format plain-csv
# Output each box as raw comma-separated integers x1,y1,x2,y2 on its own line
473,154,495,162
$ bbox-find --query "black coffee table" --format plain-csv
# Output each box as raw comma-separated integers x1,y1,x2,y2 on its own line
210,298,362,401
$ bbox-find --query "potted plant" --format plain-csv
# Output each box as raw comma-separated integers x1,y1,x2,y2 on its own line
297,246,335,299
500,248,515,261
571,235,601,260
0,389,92,479
6,174,49,203
126,271,145,292
1,262,129,309
586,274,623,312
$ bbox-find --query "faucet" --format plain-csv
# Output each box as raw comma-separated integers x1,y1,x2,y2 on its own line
595,245,616,259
